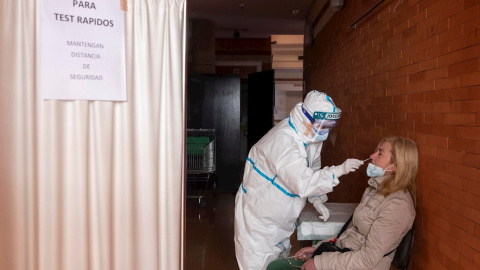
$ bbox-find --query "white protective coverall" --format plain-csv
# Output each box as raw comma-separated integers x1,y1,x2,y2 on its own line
306,143,330,221
234,91,363,270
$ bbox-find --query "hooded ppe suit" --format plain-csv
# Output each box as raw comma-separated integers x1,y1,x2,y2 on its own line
234,91,362,270
305,142,330,221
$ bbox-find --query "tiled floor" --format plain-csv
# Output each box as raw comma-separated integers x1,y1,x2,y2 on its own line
185,191,305,270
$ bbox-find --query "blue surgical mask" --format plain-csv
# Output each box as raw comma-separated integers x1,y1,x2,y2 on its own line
366,163,394,178
314,130,329,141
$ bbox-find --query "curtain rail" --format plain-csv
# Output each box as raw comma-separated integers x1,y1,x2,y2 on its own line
348,0,386,29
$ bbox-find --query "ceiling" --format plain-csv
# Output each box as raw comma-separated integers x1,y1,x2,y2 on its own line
187,0,315,38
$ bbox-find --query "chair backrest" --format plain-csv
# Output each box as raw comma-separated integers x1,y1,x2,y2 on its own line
391,226,415,270
337,215,415,270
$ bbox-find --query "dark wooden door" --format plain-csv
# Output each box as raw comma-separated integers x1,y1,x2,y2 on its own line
187,74,241,193
247,70,275,150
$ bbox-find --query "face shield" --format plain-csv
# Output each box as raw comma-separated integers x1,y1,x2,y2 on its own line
302,105,341,142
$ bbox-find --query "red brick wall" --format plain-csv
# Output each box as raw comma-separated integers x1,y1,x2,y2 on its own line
304,0,480,269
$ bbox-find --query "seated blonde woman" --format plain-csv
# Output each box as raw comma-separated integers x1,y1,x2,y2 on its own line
267,136,417,270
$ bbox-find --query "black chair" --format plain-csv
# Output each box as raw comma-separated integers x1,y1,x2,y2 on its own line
391,225,415,270
336,215,415,270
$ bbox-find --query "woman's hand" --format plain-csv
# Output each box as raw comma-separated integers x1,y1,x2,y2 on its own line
301,258,317,270
294,246,316,261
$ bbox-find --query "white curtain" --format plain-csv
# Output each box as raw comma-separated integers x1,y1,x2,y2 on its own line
0,0,186,269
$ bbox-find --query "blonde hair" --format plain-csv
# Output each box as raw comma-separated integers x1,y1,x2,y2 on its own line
378,136,418,206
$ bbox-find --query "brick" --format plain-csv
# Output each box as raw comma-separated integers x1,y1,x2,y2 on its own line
427,43,450,58
460,254,480,270
463,16,480,34
459,204,480,225
409,71,426,83
437,147,464,163
460,225,480,249
476,223,480,239
444,254,461,268
429,211,463,239
412,133,427,144
448,86,480,100
449,162,479,180
425,134,449,147
462,178,480,199
404,24,419,41
419,143,437,156
449,186,480,211
461,71,480,87
425,67,449,80
438,31,451,47
408,92,425,102
455,235,476,260
420,0,442,12
438,0,464,21
449,24,465,42
423,190,439,210
395,19,410,35
426,0,449,17
425,90,448,102
445,113,476,126
433,18,449,35
464,0,480,9
439,240,461,264
386,120,399,130
450,31,480,52
437,204,475,233
449,137,480,154
390,93,406,104
463,153,480,168
452,100,480,113
448,0,462,4
424,215,473,258
434,124,457,137
392,112,407,121
425,157,450,174
425,114,446,125
458,126,480,140
410,8,428,26
421,258,448,270
438,44,480,66
436,76,461,90
433,101,452,113
435,170,463,188
448,59,480,77
450,4,480,27
415,122,435,134
417,56,438,71
474,249,480,266
400,2,422,22
411,79,435,92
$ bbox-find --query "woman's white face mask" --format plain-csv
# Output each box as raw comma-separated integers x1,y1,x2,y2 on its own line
366,163,395,178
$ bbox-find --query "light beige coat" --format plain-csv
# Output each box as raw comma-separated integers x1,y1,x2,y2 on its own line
313,176,415,270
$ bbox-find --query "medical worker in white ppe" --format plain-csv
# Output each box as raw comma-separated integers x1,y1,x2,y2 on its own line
234,90,364,270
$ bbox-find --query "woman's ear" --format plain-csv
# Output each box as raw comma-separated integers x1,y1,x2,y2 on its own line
390,164,397,173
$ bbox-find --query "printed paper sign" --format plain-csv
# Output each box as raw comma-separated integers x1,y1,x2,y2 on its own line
40,0,126,101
